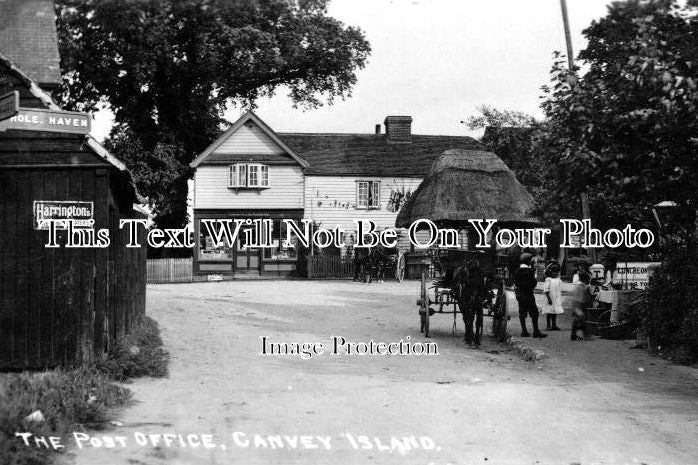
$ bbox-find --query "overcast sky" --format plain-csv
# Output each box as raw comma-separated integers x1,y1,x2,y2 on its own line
92,0,612,141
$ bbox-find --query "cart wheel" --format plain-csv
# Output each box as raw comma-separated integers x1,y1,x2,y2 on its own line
395,253,406,283
420,267,430,337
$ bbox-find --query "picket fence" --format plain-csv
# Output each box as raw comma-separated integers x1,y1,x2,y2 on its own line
147,258,199,284
306,255,355,279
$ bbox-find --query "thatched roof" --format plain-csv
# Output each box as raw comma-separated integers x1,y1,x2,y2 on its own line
395,149,537,228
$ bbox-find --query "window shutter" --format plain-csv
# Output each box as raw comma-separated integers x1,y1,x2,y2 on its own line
228,165,237,188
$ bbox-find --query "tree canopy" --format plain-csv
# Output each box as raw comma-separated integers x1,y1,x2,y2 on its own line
462,105,537,131
533,0,698,236
464,105,541,188
55,0,371,228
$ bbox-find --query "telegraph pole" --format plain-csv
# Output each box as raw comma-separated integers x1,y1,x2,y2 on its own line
560,0,597,262
559,0,575,70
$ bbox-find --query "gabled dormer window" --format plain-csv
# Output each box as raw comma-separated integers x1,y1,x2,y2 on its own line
228,163,270,188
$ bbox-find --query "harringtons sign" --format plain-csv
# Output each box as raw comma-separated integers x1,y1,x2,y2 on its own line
34,201,94,230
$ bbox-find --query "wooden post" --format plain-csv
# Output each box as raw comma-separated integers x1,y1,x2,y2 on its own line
580,192,598,262
560,0,575,70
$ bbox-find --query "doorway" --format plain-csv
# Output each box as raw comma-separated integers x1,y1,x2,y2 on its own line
235,225,261,274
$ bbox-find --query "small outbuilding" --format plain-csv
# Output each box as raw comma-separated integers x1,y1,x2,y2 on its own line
0,5,146,369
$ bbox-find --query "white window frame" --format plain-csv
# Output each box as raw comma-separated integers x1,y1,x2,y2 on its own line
248,164,259,187
370,181,381,208
228,165,237,188
228,163,270,189
356,180,381,209
238,164,247,187
260,165,269,187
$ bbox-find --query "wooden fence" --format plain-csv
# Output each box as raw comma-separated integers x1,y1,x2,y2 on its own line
306,255,355,279
147,258,197,284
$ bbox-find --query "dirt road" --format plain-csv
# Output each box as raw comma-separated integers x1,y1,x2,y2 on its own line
61,281,698,465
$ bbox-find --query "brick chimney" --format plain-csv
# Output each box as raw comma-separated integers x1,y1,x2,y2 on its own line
384,116,412,143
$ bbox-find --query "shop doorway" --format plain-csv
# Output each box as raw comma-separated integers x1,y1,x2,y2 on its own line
235,226,261,274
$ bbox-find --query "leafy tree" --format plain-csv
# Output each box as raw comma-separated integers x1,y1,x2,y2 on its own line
55,0,371,228
104,128,185,220
462,105,537,130
533,0,698,239
463,105,541,188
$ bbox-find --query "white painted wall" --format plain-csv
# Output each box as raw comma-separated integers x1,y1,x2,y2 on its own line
216,122,285,154
193,165,304,209
304,175,423,232
193,119,304,210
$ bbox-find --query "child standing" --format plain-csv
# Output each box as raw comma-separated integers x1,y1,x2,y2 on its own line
571,271,593,341
543,263,563,330
514,253,547,338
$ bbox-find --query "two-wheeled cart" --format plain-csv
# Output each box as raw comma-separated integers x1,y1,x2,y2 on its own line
395,149,538,343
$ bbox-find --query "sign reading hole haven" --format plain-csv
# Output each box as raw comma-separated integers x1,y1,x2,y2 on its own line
0,108,91,134
34,201,94,230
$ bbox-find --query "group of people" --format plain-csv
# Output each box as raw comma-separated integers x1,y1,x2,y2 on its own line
514,253,593,341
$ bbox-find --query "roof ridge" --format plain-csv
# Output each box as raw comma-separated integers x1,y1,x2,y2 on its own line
278,132,479,139
190,110,309,168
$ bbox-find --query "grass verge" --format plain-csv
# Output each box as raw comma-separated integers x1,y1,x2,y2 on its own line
96,316,169,381
0,316,169,465
0,368,131,465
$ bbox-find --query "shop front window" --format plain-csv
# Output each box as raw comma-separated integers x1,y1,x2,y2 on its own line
263,219,299,260
199,220,233,261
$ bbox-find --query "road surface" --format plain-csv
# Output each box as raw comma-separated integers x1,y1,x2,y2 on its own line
61,280,698,465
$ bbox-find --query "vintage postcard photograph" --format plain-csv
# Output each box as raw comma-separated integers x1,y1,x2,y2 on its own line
1,1,697,464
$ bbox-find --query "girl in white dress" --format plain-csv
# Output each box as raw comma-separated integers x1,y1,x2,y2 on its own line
543,263,564,330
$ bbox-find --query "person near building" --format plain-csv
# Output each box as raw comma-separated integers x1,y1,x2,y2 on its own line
513,253,548,338
571,271,593,341
543,263,564,330
572,260,590,284
532,249,546,281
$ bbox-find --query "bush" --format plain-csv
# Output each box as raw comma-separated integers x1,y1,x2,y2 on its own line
644,247,698,364
95,316,169,381
0,368,131,465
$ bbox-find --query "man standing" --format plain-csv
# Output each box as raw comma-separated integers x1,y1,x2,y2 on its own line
514,253,548,338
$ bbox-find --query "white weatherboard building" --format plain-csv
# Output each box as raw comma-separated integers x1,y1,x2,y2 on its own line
190,111,482,277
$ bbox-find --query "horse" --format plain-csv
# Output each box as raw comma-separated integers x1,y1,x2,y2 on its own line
439,250,488,346
354,244,390,283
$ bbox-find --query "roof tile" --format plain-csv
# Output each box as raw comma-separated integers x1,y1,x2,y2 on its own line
0,0,61,86
278,133,483,177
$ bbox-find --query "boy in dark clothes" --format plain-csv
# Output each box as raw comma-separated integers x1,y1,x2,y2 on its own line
571,271,593,341
513,253,547,338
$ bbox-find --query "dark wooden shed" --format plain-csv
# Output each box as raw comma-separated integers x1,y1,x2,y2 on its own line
0,52,146,369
